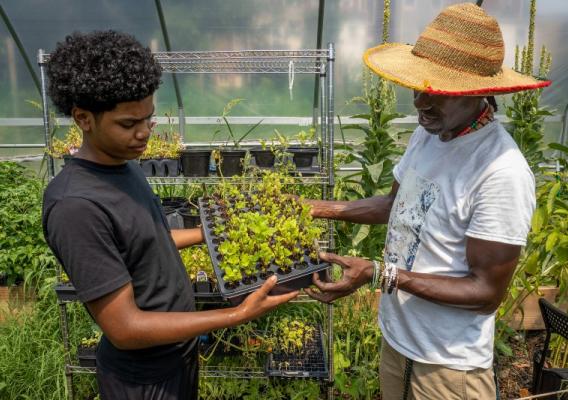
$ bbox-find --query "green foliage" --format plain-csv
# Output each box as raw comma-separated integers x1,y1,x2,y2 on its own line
0,268,97,399
333,289,382,398
270,317,315,355
505,0,553,173
199,375,321,400
180,245,216,284
213,98,263,148
0,162,58,285
335,69,405,259
152,182,204,204
211,172,323,283
48,123,82,158
496,144,568,353
141,130,183,159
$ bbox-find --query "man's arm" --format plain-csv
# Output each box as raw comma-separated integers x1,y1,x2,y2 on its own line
307,237,520,314
171,228,204,249
307,181,399,224
86,275,297,350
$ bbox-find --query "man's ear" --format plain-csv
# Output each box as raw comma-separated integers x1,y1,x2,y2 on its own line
72,107,94,133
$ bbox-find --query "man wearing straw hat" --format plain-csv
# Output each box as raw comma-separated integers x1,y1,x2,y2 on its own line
306,2,550,399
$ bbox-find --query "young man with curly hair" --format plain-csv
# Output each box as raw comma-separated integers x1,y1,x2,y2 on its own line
42,30,297,400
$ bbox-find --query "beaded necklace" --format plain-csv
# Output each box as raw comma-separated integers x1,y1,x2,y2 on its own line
455,103,495,138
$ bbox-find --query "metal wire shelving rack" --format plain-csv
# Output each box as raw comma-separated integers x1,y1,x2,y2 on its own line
39,45,336,400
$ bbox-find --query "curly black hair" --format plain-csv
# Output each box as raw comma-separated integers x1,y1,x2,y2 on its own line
47,30,162,116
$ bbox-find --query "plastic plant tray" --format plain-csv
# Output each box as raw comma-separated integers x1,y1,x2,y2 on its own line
265,324,328,379
198,197,329,305
54,282,78,302
77,345,97,368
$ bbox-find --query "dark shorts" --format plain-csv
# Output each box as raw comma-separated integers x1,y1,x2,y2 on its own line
96,360,199,400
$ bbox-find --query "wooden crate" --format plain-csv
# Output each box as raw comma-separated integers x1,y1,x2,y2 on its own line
0,285,34,322
508,287,567,330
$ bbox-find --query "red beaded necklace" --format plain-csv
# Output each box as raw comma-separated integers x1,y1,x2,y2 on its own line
456,103,495,138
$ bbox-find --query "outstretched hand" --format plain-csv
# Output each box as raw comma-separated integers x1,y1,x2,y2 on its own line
236,276,298,324
305,252,373,303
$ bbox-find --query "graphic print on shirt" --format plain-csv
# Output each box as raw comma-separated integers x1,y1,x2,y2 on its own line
385,168,440,271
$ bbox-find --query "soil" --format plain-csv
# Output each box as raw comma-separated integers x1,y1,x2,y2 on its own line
497,330,546,399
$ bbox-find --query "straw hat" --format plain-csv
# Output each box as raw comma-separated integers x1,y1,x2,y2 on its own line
364,3,551,96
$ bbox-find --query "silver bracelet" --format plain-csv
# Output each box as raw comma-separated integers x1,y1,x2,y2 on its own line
370,260,381,289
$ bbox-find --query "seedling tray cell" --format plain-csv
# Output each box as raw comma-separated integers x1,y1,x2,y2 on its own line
265,325,328,379
198,198,329,305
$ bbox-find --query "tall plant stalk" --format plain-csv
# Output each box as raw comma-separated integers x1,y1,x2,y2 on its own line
505,0,553,173
496,0,558,355
335,0,404,259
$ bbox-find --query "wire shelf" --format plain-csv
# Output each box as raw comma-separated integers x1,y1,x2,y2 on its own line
146,174,331,186
39,49,331,74
66,365,96,374
200,365,267,379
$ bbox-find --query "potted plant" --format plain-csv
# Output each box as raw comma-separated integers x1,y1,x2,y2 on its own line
180,147,212,177
77,330,102,368
287,127,319,169
213,98,263,177
265,317,328,378
48,123,82,164
251,138,276,168
140,121,183,177
180,245,217,293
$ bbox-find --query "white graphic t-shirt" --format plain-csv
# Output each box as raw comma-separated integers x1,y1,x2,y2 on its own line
380,121,535,370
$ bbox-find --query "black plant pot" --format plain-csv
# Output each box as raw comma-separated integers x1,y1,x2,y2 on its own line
251,149,275,168
180,149,211,177
163,206,184,229
140,159,180,177
158,159,180,177
217,150,246,177
54,282,78,302
161,197,189,209
77,345,97,368
289,147,318,168
178,207,201,228
62,154,74,165
139,159,156,177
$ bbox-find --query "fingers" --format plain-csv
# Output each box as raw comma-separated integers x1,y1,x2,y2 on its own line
256,275,278,296
318,252,349,267
304,288,344,304
312,272,350,293
266,290,299,306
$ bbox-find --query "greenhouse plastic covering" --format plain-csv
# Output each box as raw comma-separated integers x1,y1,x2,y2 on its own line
0,0,566,152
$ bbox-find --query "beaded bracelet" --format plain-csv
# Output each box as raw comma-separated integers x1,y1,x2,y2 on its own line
381,263,399,294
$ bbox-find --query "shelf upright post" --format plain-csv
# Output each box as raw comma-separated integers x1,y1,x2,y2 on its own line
38,49,55,180
320,63,327,200
326,42,335,400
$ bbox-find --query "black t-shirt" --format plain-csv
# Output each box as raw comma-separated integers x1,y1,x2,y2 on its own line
42,158,196,384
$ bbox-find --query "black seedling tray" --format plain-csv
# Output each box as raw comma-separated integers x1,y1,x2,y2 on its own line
54,282,78,302
198,198,329,305
77,345,97,368
265,324,328,379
